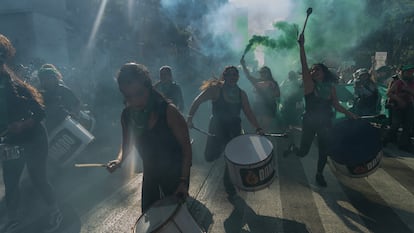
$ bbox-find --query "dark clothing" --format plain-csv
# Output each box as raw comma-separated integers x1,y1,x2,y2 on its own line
0,72,56,220
0,73,45,144
297,91,333,174
386,105,414,148
122,95,183,212
2,123,56,219
154,81,184,111
205,86,242,162
42,84,80,132
352,79,380,115
252,81,278,118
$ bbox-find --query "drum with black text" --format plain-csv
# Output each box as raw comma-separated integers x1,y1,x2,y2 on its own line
224,134,275,191
329,119,382,178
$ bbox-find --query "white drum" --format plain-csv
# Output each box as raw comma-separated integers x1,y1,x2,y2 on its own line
133,196,205,233
224,134,275,191
48,116,94,165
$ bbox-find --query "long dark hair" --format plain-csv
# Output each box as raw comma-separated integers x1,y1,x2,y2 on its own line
312,63,338,83
0,34,44,107
116,62,167,105
200,66,238,91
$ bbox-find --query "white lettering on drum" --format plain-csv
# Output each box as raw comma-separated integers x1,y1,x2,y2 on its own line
259,163,274,181
50,134,76,158
367,154,381,170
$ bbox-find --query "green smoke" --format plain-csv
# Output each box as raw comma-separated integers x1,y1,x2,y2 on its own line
243,21,299,56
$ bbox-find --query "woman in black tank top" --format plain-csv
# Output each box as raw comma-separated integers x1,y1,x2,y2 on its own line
293,33,358,187
107,63,192,212
187,66,264,196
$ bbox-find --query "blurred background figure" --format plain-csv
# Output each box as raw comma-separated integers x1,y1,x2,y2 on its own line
240,56,280,131
154,66,184,112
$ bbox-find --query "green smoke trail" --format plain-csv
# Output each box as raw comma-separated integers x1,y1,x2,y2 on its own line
242,21,299,56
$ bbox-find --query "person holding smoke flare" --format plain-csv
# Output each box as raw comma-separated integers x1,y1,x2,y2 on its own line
291,33,358,187
186,66,264,196
0,34,62,233
106,63,192,212
240,57,281,130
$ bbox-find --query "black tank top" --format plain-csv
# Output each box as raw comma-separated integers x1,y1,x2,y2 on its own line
304,91,333,117
212,86,242,120
131,98,183,175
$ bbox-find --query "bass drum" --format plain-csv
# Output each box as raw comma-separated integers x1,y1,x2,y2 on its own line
329,119,382,178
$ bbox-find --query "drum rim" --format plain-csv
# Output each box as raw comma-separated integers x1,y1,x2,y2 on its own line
224,134,274,165
329,151,382,178
225,149,274,166
133,197,183,233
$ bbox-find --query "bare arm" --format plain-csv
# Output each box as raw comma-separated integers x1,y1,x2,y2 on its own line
298,33,314,95
240,56,259,85
240,90,262,131
187,86,218,125
167,105,192,179
107,110,131,172
331,86,358,119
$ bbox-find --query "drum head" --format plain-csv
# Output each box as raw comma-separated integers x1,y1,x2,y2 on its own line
225,134,273,165
134,197,180,233
330,119,382,166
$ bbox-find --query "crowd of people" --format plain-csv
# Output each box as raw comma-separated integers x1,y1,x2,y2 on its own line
1,25,414,232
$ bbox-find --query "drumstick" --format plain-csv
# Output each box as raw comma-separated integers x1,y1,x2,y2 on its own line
264,133,289,138
192,126,216,137
74,163,108,168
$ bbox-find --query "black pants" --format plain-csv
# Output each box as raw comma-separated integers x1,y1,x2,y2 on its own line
386,105,414,148
297,113,332,174
2,123,56,219
204,116,242,162
141,164,182,213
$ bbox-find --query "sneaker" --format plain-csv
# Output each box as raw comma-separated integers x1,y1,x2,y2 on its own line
3,220,20,233
43,209,63,233
315,173,327,187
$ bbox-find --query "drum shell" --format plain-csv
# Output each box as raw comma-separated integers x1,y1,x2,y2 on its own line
133,197,205,233
225,152,275,191
329,151,382,178
48,116,94,165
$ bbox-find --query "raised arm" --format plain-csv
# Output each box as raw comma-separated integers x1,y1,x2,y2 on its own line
298,33,314,95
240,56,259,85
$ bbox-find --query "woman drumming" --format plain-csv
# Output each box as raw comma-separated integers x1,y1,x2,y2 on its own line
293,33,358,187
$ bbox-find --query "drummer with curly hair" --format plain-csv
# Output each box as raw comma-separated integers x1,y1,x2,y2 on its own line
0,34,62,233
107,62,192,212
186,66,264,196
292,33,358,187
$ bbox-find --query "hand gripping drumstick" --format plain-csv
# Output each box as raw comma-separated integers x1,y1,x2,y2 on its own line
74,163,108,168
300,7,313,36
